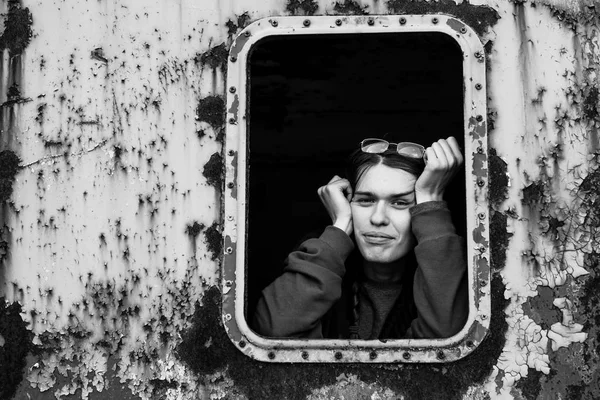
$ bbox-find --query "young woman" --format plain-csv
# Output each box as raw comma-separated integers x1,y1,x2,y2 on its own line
252,136,468,339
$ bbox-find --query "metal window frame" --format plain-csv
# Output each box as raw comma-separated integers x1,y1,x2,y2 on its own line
222,14,490,363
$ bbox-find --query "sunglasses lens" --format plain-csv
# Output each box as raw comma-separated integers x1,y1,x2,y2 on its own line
397,143,424,158
361,139,389,153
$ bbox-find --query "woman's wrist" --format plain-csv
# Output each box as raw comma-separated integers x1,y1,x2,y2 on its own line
333,218,353,236
415,192,444,204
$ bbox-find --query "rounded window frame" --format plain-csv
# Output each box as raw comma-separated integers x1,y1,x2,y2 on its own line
222,14,490,363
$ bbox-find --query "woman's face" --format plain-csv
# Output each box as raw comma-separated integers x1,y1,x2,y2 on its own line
350,164,416,264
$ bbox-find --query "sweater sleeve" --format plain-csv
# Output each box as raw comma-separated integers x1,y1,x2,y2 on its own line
404,201,469,339
252,226,355,338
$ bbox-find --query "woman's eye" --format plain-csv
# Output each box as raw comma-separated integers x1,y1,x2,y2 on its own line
353,198,373,205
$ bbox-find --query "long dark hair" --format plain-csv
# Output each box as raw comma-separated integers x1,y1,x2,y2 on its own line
345,147,425,339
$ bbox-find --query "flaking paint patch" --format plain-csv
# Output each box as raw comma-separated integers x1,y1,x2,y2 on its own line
446,18,466,33
469,117,487,140
179,276,509,400
230,151,238,199
229,31,251,59
228,93,239,119
386,0,500,36
332,0,370,15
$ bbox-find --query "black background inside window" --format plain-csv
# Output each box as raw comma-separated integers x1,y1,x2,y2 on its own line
246,32,465,324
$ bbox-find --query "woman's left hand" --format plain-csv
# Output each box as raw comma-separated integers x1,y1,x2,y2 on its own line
414,136,463,204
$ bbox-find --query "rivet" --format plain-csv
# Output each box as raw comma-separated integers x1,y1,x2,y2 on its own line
460,27,467,34
437,350,446,360
301,351,309,360
477,147,484,154
369,351,377,360
335,19,342,26
466,340,474,348
227,215,233,221
229,86,236,93
239,340,246,348
479,245,486,253
478,213,485,220
303,19,310,27
368,17,375,26
475,83,483,90
432,17,439,24
226,246,233,254
230,56,237,62
475,51,483,59
481,314,488,320
229,117,236,124
476,115,483,122
225,280,233,286
228,182,234,189
271,20,278,27
228,150,234,156
335,351,343,360
480,279,487,286
402,352,411,360
224,313,232,321
399,17,407,25
477,179,485,187
268,351,276,359
244,31,251,37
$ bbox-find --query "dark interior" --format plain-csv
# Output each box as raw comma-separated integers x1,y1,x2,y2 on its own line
245,32,466,323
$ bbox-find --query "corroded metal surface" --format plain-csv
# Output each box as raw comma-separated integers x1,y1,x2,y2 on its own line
0,0,598,398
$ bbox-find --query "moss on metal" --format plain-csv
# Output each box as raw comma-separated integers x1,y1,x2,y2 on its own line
185,221,205,239
178,276,508,400
202,152,224,189
333,0,370,15
0,1,33,55
195,43,228,72
515,369,543,400
204,222,222,261
0,150,21,203
385,0,499,36
196,96,225,130
285,0,319,16
583,86,599,121
489,148,508,208
226,12,251,37
0,299,34,400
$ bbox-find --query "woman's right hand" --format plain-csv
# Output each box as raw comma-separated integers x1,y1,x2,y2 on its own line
318,175,353,236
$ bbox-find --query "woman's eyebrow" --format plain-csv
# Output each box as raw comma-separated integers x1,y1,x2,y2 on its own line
354,191,414,198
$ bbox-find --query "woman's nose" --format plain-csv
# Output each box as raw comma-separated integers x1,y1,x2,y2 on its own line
370,202,389,226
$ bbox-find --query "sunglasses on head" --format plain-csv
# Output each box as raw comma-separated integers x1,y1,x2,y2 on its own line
360,138,426,160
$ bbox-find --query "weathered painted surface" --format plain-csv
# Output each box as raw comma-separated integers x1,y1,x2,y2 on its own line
0,0,598,399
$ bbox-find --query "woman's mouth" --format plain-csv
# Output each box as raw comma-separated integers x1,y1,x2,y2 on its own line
362,232,395,244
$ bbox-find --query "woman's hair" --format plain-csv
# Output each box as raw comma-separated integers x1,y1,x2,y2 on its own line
345,148,426,190
345,147,425,339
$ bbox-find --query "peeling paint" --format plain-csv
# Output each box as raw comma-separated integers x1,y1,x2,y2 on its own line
181,277,508,400
285,0,319,16
386,0,500,36
332,0,370,15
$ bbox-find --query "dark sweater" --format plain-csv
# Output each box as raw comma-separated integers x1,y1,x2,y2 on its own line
252,201,468,339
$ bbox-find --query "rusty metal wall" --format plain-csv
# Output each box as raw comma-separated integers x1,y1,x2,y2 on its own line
0,0,598,399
